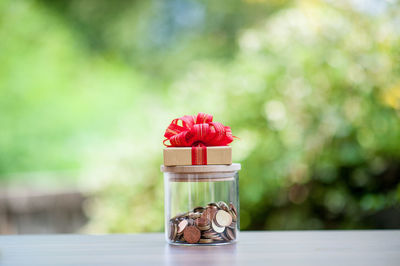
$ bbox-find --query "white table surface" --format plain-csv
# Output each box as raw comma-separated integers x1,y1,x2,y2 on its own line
0,231,399,266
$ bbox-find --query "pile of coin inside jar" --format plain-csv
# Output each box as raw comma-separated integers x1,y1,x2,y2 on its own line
168,201,237,244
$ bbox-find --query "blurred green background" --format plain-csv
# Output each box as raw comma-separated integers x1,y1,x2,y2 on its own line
1,0,400,234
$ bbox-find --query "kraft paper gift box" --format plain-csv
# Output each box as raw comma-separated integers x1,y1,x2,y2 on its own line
163,146,232,166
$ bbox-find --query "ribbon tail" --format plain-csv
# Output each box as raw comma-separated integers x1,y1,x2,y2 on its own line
191,144,207,165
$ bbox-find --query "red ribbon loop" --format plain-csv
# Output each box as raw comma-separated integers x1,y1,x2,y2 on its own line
163,113,234,147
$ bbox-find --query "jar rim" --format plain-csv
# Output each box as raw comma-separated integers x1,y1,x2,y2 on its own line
161,163,241,173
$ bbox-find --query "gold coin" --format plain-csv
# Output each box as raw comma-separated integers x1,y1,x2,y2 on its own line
199,238,214,244
203,231,223,241
202,230,218,239
197,224,211,231
210,234,223,241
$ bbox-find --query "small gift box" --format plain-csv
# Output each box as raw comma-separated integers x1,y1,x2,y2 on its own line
163,146,232,166
162,113,234,166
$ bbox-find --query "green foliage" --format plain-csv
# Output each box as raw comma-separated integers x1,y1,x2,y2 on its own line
1,0,400,232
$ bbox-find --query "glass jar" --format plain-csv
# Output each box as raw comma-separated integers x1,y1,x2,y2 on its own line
161,163,240,245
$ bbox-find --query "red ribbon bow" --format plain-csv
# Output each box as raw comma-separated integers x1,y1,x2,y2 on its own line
163,113,234,147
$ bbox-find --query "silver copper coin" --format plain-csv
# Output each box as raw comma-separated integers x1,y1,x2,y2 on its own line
177,219,188,234
208,202,219,208
214,210,232,227
199,238,214,244
195,216,211,231
183,226,201,244
195,216,209,226
176,234,183,241
211,234,223,241
226,227,236,240
169,222,177,240
229,202,237,216
169,201,237,244
229,210,237,222
202,230,219,239
196,223,211,231
193,206,205,213
217,201,230,212
202,206,218,221
203,231,223,241
186,218,195,226
228,222,236,230
211,220,225,233
188,212,201,219
202,232,215,239
221,231,230,241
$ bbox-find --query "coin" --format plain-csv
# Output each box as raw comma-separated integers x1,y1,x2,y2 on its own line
195,217,211,231
195,216,209,227
214,210,232,227
208,202,219,208
228,222,236,230
187,218,195,226
169,222,177,240
218,201,230,212
202,231,216,239
177,219,188,234
199,238,214,244
178,235,186,242
189,212,202,219
183,226,201,244
229,202,237,216
211,220,225,233
226,227,235,240
211,234,223,241
229,210,237,222
171,213,184,221
197,224,211,231
169,201,238,244
221,231,230,241
211,235,224,242
193,206,205,213
202,230,222,240
202,206,218,221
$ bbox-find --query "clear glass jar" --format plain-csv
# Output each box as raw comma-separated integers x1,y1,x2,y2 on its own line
161,163,240,245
